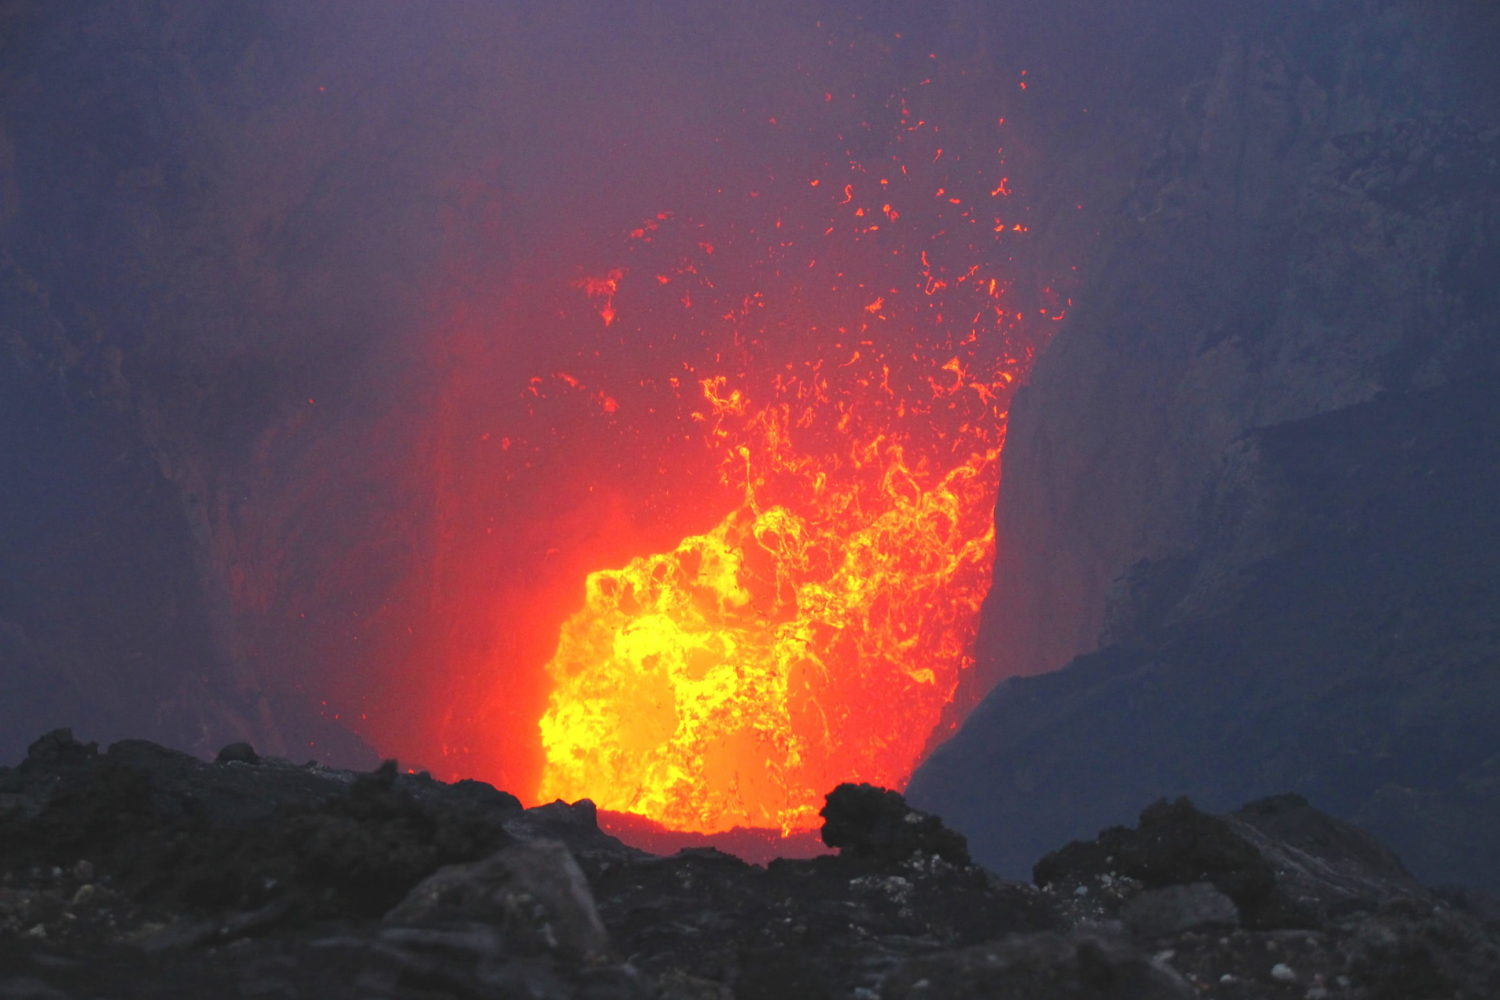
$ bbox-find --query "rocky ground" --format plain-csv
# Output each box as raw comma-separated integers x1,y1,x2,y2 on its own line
2,731,1497,998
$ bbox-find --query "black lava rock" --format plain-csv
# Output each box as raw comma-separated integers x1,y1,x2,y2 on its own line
882,930,1196,1000
21,728,99,770
215,742,259,765
1035,797,1276,920
1120,882,1240,939
820,782,971,865
3,736,1498,999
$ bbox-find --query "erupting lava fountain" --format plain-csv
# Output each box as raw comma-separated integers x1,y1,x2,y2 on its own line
529,52,1064,835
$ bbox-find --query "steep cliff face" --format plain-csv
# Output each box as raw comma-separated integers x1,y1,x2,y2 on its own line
913,1,1500,888
0,1,451,765
0,241,385,764
0,254,238,760
968,0,1500,697
916,379,1500,887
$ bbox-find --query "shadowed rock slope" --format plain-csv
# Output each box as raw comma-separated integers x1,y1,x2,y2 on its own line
913,373,1500,890
914,0,1500,893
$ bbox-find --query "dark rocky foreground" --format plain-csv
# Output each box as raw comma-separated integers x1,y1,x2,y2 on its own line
2,731,1498,999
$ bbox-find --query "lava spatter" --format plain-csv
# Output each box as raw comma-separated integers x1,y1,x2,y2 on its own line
531,42,1059,833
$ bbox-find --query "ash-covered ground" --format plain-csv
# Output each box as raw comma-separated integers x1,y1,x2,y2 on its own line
2,729,1497,999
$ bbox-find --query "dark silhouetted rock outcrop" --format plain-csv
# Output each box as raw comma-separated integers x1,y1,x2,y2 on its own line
820,782,971,865
1035,795,1429,931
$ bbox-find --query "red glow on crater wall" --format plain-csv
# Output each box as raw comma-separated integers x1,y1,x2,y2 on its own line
529,78,1055,833
400,21,1066,834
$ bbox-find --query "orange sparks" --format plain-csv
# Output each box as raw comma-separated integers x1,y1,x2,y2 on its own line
524,54,1057,837
576,269,624,327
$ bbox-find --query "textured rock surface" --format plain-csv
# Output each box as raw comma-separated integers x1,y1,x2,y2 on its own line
881,931,1197,1000
1029,795,1500,1000
820,782,971,865
3,733,1498,999
913,0,1500,892
0,0,444,768
914,376,1500,887
961,0,1500,700
1034,796,1429,931
1120,883,1240,941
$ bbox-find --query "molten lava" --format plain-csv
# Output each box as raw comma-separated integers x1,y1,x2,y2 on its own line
512,36,1064,835
538,353,1023,833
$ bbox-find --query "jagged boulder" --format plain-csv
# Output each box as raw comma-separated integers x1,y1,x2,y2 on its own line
820,782,970,865
1035,797,1277,923
1035,795,1431,930
386,839,611,964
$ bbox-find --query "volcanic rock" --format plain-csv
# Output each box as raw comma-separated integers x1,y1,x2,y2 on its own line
1120,884,1241,941
20,731,98,770
214,742,259,765
1036,798,1275,921
1023,794,1500,999
881,931,1197,1000
4,734,1499,998
0,0,430,775
385,839,611,964
819,782,971,865
914,374,1500,890
1034,795,1430,931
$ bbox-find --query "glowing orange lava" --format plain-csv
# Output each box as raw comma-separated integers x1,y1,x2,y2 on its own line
538,353,1023,832
527,44,1062,834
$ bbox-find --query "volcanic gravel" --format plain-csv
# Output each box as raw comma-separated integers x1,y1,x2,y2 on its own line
1,730,1497,998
